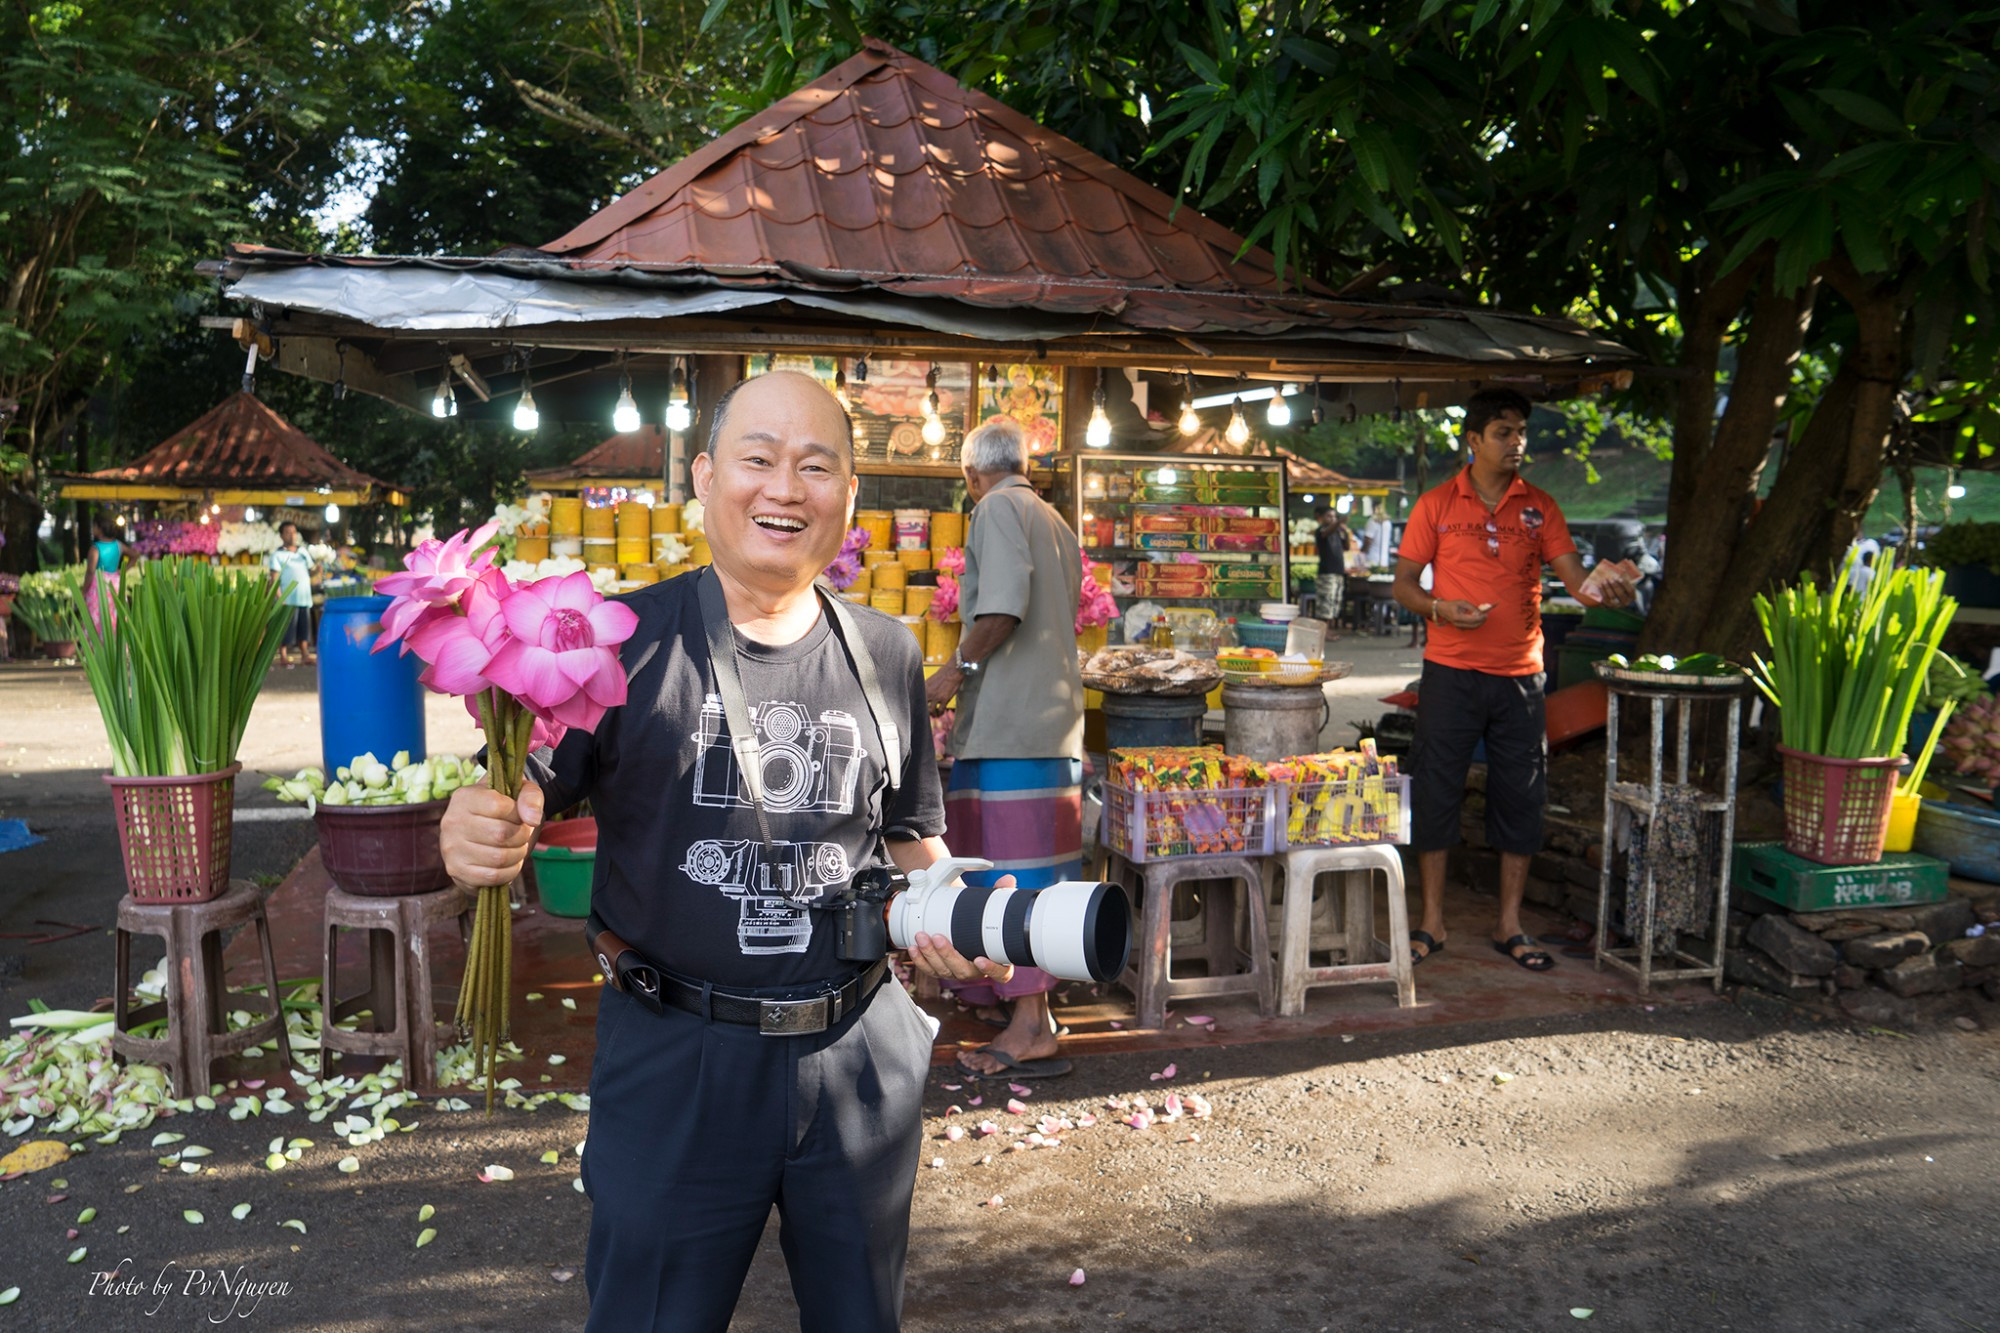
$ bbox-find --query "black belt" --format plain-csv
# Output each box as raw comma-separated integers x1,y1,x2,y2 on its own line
588,912,887,1036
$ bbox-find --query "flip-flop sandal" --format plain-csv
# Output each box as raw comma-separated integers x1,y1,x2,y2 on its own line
1409,930,1445,965
1494,934,1556,971
954,1045,1073,1080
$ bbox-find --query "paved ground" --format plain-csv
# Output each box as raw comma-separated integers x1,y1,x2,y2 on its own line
3,656,1998,1332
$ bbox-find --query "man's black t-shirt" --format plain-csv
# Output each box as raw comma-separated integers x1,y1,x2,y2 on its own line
1315,520,1352,568
526,573,945,989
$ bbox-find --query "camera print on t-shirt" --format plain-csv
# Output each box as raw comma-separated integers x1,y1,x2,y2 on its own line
687,696,866,954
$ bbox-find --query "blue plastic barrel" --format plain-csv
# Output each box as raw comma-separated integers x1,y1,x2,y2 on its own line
1101,693,1208,751
318,595,427,774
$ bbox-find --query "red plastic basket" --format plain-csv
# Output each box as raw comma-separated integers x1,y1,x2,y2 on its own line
1777,746,1901,866
1101,781,1274,863
104,765,239,903
314,799,454,897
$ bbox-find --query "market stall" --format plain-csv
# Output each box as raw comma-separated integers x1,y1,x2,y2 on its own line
53,392,404,557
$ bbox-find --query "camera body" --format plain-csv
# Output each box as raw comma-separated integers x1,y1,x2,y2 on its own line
692,697,864,813
681,837,852,955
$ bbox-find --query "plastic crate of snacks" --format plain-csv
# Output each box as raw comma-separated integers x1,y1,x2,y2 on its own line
1102,746,1275,863
1270,743,1410,848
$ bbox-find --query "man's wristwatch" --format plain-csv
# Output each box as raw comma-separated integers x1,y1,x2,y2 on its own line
954,651,982,676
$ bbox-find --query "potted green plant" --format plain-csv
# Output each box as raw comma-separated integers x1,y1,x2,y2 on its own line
1752,551,1956,865
75,557,289,902
266,751,484,897
11,566,90,657
1924,520,2000,608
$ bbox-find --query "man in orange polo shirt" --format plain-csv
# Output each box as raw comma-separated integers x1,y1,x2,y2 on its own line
1391,389,1636,972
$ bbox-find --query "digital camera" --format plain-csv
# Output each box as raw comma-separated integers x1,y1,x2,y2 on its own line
692,697,865,814
835,857,1132,984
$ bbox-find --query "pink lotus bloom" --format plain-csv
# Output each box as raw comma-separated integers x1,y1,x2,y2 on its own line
484,571,638,731
407,567,513,696
374,520,501,652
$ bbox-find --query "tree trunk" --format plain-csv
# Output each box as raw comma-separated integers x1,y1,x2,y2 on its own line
1704,278,1907,653
1641,266,1817,653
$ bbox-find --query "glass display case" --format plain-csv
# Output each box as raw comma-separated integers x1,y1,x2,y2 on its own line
1050,452,1291,617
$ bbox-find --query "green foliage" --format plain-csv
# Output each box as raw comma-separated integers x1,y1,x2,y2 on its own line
1923,521,2000,574
9,565,89,640
1752,552,1956,759
75,558,288,776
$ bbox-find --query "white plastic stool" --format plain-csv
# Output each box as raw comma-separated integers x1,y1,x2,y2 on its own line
1264,843,1415,1014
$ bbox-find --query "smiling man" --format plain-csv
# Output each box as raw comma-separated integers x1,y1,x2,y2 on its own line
440,370,1013,1331
1390,388,1636,975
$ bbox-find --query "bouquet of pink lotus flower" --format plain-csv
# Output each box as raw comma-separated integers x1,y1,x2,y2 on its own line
374,521,637,1108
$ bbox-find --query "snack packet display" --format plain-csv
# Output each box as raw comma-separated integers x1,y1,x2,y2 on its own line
1266,739,1409,847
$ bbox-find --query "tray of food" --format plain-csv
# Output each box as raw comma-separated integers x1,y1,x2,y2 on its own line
1593,653,1753,691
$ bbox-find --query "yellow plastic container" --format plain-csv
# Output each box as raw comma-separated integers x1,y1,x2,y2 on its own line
1883,792,1922,853
616,501,651,539
615,537,650,566
900,614,926,650
848,567,873,596
582,505,616,539
925,618,961,663
856,510,893,549
904,585,935,618
864,549,900,568
870,589,906,616
651,503,682,534
513,536,550,565
688,536,712,566
929,511,965,549
582,539,617,567
623,563,660,585
656,562,692,581
872,562,907,590
548,496,584,535
897,548,933,572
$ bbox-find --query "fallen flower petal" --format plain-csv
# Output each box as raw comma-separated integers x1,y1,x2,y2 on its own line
983,1195,1004,1208
944,1126,965,1142
1069,1269,1086,1287
1006,1098,1029,1116
478,1164,515,1182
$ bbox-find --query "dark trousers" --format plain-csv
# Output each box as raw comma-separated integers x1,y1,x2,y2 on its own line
580,974,934,1332
1411,661,1547,855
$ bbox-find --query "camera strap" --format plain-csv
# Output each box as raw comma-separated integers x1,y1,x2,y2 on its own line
694,567,905,862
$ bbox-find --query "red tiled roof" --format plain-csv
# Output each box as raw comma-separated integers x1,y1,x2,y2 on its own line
79,393,394,492
539,39,1334,335
525,426,665,483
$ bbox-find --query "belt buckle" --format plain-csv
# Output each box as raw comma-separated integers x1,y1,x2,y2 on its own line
758,994,830,1036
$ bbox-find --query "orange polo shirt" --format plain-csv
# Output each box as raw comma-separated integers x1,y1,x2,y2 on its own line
1397,468,1577,677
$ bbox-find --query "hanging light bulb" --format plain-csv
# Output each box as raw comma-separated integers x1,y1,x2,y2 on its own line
1309,375,1324,426
852,355,868,383
922,410,947,448
1225,397,1251,446
431,365,455,419
1391,377,1404,425
1178,372,1200,436
243,507,258,522
665,361,692,433
833,365,850,411
324,502,341,525
921,366,948,446
332,343,348,402
1085,369,1112,448
210,502,221,515
199,512,211,525
612,373,641,434
513,385,539,432
1267,386,1293,428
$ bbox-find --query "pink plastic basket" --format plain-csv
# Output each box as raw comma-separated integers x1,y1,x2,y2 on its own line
1100,782,1274,863
1277,775,1411,848
1777,746,1901,866
104,764,239,903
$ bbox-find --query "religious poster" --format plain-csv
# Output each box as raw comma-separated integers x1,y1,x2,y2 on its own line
976,362,1063,457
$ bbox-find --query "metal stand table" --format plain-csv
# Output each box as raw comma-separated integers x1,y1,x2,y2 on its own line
1594,674,1751,994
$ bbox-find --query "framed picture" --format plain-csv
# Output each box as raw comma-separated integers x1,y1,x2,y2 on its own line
747,355,969,462
976,363,1063,457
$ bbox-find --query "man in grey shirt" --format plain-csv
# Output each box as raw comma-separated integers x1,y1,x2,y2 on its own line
925,417,1084,1079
